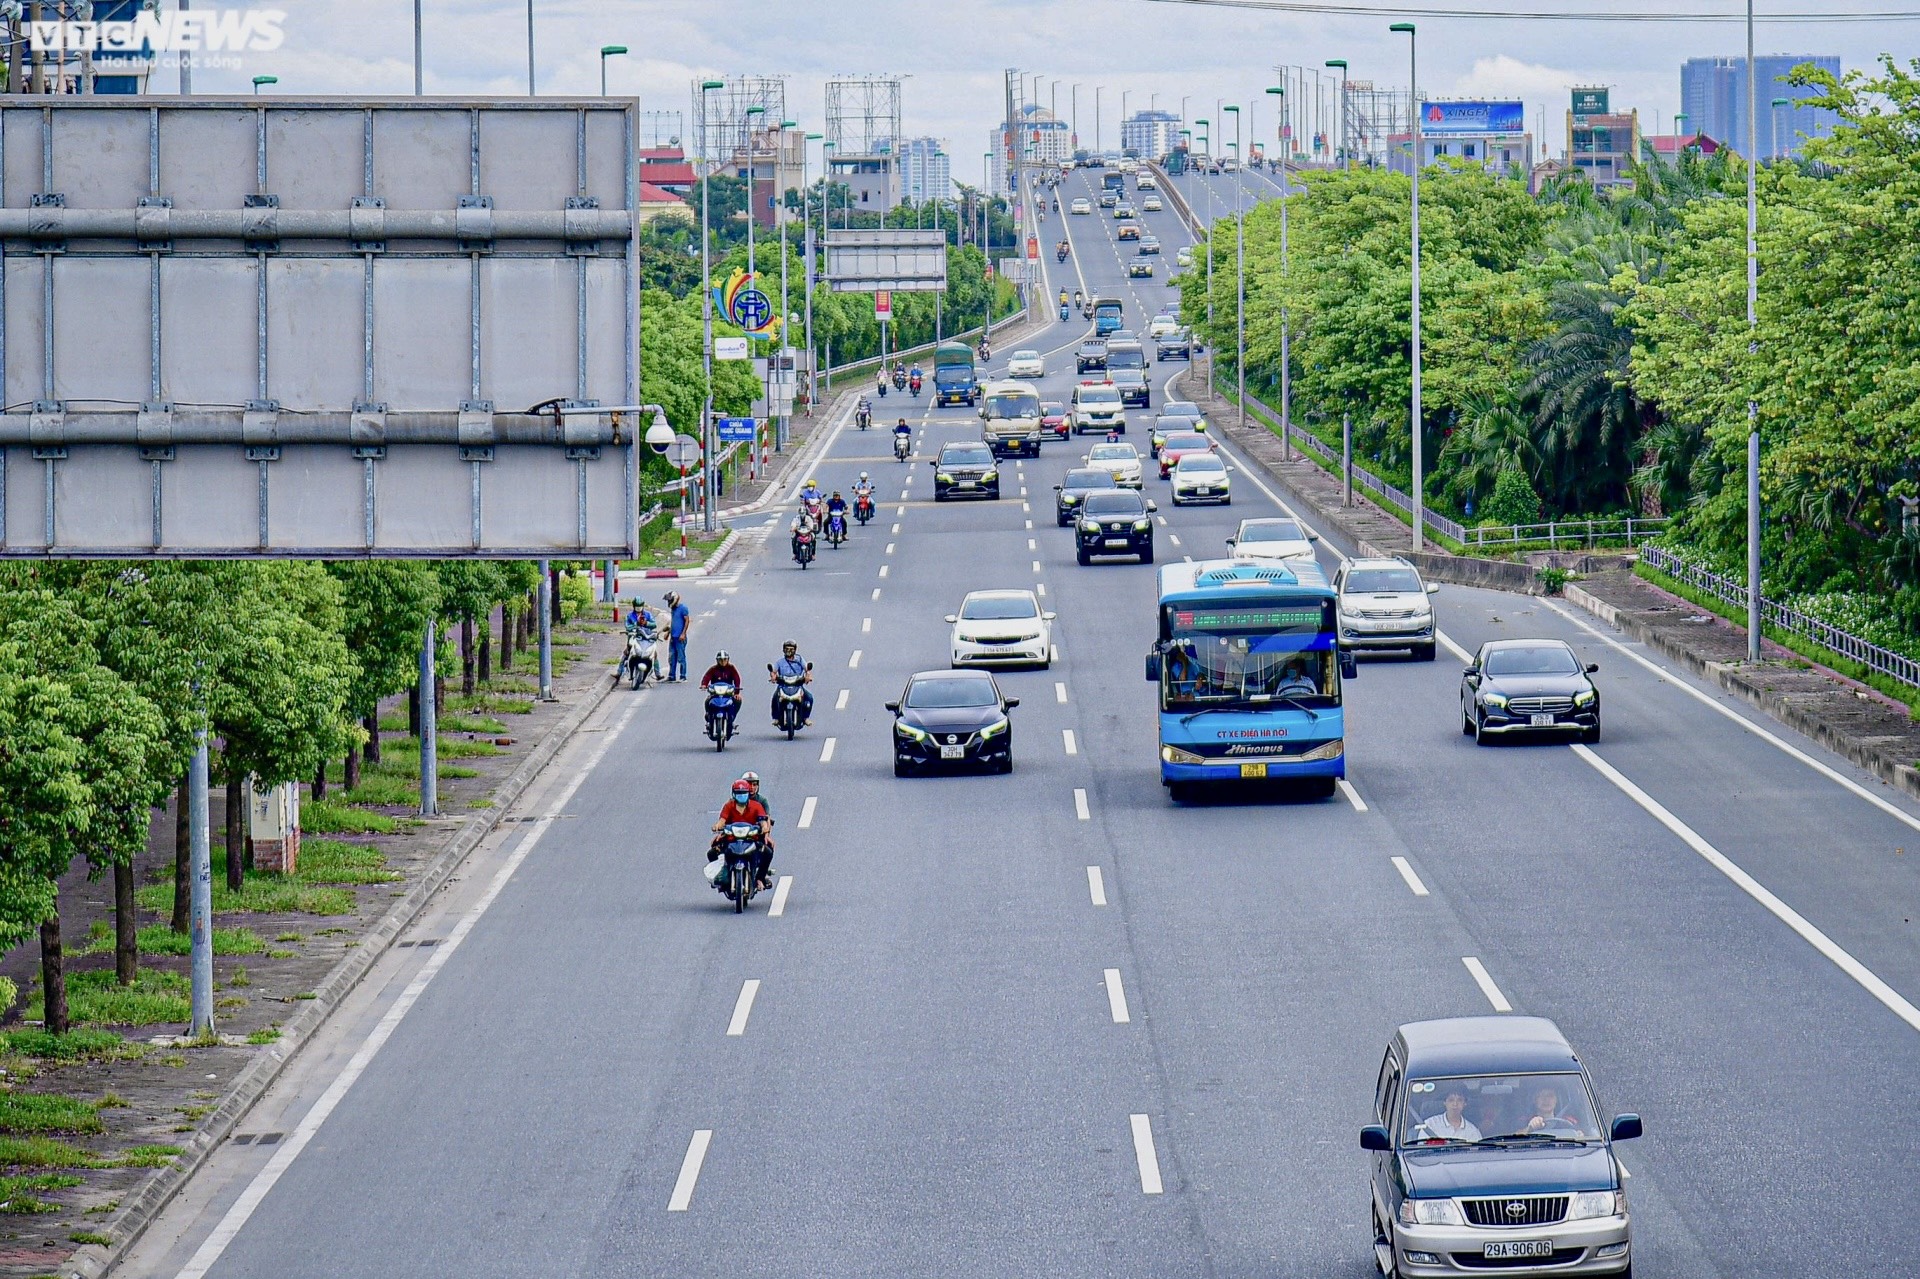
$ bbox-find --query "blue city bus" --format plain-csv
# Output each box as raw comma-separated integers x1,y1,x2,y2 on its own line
1144,559,1356,801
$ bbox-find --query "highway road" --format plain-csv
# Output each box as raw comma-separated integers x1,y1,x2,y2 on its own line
126,164,1920,1279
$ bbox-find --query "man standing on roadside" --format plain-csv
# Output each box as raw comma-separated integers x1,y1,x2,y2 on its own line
665,591,691,682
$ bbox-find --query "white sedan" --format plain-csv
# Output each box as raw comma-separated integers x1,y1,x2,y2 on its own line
1007,350,1045,379
1171,452,1231,504
1142,195,1163,212
1226,516,1317,561
948,589,1055,669
1070,198,1092,215
1084,441,1144,488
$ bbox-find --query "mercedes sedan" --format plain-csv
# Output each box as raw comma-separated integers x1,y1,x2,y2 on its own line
1461,639,1601,744
888,670,1018,776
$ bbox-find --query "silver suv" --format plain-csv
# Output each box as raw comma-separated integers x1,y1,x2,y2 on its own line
1335,557,1438,661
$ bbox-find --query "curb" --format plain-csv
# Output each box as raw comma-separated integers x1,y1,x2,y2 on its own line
1562,581,1920,804
77,663,620,1279
635,528,741,580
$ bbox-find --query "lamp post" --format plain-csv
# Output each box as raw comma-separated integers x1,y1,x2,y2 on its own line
599,45,627,97
1122,89,1131,153
803,132,823,416
1391,23,1423,550
983,151,993,337
1072,84,1081,150
1745,0,1761,660
1673,111,1689,153
1267,85,1291,460
1196,118,1213,331
1224,105,1245,428
251,75,276,94
525,0,535,95
413,0,422,95
1769,95,1790,161
1095,86,1103,154
821,141,837,229
699,80,724,536
1325,59,1348,165
776,118,796,451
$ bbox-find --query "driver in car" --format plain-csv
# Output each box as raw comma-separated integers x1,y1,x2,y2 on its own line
1522,1087,1582,1133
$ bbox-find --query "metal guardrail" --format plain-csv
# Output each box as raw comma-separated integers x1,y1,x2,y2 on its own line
1639,545,1920,691
1462,516,1667,550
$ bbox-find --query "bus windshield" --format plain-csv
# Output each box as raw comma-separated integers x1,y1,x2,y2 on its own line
985,389,1041,419
1159,597,1338,710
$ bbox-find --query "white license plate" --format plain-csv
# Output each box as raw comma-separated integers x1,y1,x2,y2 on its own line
956,481,976,489
1530,713,1555,727
1484,1241,1554,1259
1194,487,1211,495
939,745,965,760
1105,538,1131,548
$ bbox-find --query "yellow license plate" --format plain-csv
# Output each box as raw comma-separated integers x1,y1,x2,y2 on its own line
1240,763,1268,779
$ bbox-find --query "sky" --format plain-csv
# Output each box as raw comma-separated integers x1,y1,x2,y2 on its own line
183,2,1919,161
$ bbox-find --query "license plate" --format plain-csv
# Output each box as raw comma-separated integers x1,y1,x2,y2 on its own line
1195,487,1211,495
1105,538,1131,548
1484,1241,1554,1259
939,745,965,760
1530,713,1555,727
1239,762,1268,779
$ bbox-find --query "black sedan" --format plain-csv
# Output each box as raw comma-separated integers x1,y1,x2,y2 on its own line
1075,488,1157,565
888,670,1018,776
1461,639,1601,744
1055,467,1118,527
930,442,1000,501
1110,367,1151,408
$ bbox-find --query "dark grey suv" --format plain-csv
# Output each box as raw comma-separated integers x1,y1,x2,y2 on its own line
1074,488,1156,564
930,442,1000,501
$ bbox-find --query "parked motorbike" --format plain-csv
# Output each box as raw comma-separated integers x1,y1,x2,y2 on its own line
894,433,911,462
854,493,875,525
704,681,739,751
826,510,848,548
706,821,764,913
770,662,813,740
791,528,816,569
619,624,659,689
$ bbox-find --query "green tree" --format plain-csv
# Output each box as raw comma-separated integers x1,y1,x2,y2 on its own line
1482,465,1544,528
328,561,440,781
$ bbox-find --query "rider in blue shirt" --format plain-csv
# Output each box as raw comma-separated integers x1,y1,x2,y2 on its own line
770,640,814,727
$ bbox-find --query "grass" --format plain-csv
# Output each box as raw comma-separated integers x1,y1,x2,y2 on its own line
267,949,295,959
301,800,402,835
138,853,356,918
225,966,249,989
0,1030,130,1062
68,1230,111,1246
0,1137,106,1168
246,1025,281,1045
1636,562,1920,715
298,840,400,886
434,737,503,760
0,1095,103,1136
27,969,190,1028
128,925,266,958
118,1145,181,1167
632,527,729,570
0,1172,82,1215
214,997,246,1012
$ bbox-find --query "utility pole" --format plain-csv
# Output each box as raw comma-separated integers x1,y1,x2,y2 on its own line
1268,85,1292,461
1225,105,1245,428
414,0,423,95
699,81,723,535
187,725,213,1037
1394,23,1424,550
419,621,438,813
1744,0,1762,661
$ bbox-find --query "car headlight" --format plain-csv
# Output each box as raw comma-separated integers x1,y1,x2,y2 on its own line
1574,688,1597,707
1399,1199,1465,1227
982,470,998,482
980,718,1010,738
1133,519,1151,531
1161,744,1204,765
1482,692,1509,709
1299,738,1345,761
1565,1190,1625,1221
1062,494,1080,505
1081,519,1101,533
936,472,953,482
896,723,931,743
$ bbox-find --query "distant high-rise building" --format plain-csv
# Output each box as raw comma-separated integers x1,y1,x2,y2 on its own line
1121,110,1182,160
990,106,1070,192
1680,55,1841,159
896,138,952,204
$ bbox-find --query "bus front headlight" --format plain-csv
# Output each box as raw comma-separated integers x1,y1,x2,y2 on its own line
1161,744,1205,765
1299,739,1345,762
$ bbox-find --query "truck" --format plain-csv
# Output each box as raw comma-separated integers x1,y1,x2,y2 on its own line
978,379,1045,458
933,341,979,407
1102,170,1126,195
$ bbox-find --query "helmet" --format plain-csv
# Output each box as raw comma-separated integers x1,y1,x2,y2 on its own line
716,650,729,663
859,471,868,480
663,590,680,606
731,780,752,799
740,770,760,786
781,639,798,653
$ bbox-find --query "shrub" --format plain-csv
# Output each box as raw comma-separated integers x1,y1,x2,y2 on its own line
1481,465,1543,528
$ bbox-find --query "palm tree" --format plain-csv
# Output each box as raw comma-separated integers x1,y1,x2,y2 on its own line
1439,392,1541,515
1628,419,1705,517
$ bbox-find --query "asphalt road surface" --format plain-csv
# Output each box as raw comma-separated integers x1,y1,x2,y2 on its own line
127,164,1920,1279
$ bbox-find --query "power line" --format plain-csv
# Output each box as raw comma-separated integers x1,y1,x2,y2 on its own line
1138,0,1920,21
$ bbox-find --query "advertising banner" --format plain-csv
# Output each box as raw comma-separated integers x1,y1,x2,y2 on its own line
1571,88,1610,118
1420,101,1526,135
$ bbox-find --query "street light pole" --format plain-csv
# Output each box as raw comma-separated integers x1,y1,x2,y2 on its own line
1196,118,1213,331
700,81,724,536
1224,105,1245,429
1393,23,1423,550
1326,60,1348,166
804,131,823,421
1095,86,1103,154
1745,0,1762,660
599,45,628,97
1770,95,1790,161
1267,85,1291,461
1072,84,1081,150
525,0,535,95
983,152,993,337
413,0,423,95
251,75,276,94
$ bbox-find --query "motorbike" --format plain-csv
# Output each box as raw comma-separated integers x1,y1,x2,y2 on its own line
706,821,765,913
892,367,907,392
977,342,991,362
909,372,923,397
1059,303,1070,321
856,401,872,430
619,625,659,689
770,662,813,740
825,509,848,548
791,528,816,569
894,433,911,462
802,497,824,526
854,492,875,525
704,681,739,751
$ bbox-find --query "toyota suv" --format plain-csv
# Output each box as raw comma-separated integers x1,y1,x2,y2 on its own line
1075,339,1108,374
930,441,999,501
1071,382,1126,434
1074,488,1156,565
1361,1017,1640,1278
1334,557,1439,661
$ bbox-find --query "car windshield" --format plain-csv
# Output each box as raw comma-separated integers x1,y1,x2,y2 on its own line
1153,418,1188,433
1112,370,1144,384
1179,455,1225,473
905,677,999,709
961,595,1038,621
1164,435,1208,452
1161,597,1338,709
1088,445,1136,461
1083,493,1145,516
1239,521,1305,543
941,446,993,466
1401,1073,1602,1146
1484,646,1582,677
1107,349,1145,370
1080,387,1121,405
1064,469,1112,489
1012,351,1039,361
1346,568,1423,594
1166,401,1200,416
1041,402,1065,416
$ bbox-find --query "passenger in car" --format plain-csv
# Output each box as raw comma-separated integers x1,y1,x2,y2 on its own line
1416,1088,1482,1142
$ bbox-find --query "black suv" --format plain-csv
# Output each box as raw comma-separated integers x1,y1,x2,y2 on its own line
1074,488,1157,564
1075,339,1108,373
931,442,1000,501
1055,467,1117,527
1155,327,1193,361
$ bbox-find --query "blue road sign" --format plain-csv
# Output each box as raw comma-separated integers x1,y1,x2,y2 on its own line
715,417,757,442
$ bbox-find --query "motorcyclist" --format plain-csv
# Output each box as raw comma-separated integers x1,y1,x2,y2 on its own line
790,506,818,562
825,491,849,541
709,778,773,888
1073,289,1084,309
852,471,874,502
856,398,872,429
875,366,887,397
619,600,661,683
893,417,912,456
739,769,776,869
699,649,742,692
799,477,822,506
770,639,814,728
1059,288,1069,307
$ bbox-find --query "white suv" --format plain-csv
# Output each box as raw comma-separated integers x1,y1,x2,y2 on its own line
1334,557,1439,660
1071,382,1126,434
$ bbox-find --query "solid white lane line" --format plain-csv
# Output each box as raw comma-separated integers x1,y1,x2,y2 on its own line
1544,598,1920,836
1462,957,1513,1012
1055,681,1069,703
1087,865,1108,906
667,1130,713,1211
173,695,645,1279
1438,630,1473,663
1074,788,1091,820
1337,779,1369,812
768,875,793,916
849,650,862,668
797,796,817,829
1574,743,1920,1032
862,617,872,633
835,688,850,711
1130,1115,1164,1194
1104,968,1132,1023
726,980,761,1036
885,542,895,554
1391,856,1430,897
819,737,837,763
1063,729,1078,755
